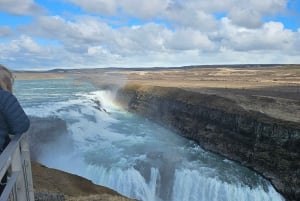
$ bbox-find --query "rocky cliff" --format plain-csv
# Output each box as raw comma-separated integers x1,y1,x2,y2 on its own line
116,84,300,201
32,162,136,201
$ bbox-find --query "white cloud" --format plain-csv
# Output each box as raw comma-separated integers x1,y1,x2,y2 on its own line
169,0,287,29
64,0,288,30
0,35,57,68
120,0,171,19
113,23,170,54
219,19,295,51
6,11,300,69
0,35,41,53
228,7,262,28
165,29,215,51
1,0,299,69
0,0,44,15
291,29,300,53
0,26,12,38
0,35,104,69
22,16,217,55
66,0,117,15
16,35,42,53
21,16,114,53
248,0,287,14
227,0,287,28
65,0,171,18
165,6,218,31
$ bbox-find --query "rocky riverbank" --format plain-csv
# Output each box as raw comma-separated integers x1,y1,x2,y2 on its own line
116,84,300,201
32,162,136,201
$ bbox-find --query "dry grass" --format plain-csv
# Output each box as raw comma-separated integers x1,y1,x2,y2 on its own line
15,72,67,80
32,162,135,201
65,194,136,201
15,65,300,123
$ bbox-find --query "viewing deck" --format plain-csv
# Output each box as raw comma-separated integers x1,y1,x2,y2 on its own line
0,132,34,201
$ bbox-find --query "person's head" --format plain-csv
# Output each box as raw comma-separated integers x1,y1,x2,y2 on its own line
0,65,14,93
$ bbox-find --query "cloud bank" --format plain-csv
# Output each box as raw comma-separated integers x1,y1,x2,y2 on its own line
0,0,299,69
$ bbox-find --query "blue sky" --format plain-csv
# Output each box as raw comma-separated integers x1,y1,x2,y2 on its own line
0,0,299,70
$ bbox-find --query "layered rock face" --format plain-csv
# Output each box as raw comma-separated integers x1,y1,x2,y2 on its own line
116,84,300,201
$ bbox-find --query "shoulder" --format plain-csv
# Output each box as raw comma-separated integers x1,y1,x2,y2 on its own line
0,89,19,109
0,89,17,101
0,89,13,96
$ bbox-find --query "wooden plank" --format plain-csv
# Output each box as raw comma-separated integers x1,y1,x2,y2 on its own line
0,135,22,182
20,133,34,201
0,157,11,183
0,132,34,201
0,171,19,201
0,135,23,177
11,143,27,201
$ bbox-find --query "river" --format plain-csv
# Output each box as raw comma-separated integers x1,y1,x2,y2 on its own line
14,78,284,201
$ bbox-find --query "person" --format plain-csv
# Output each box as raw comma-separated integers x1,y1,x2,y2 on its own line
0,65,30,193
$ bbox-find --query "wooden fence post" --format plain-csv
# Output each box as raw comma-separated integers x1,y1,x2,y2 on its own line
11,144,27,201
20,132,34,201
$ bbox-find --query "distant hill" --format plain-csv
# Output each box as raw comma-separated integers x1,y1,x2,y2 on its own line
13,64,299,73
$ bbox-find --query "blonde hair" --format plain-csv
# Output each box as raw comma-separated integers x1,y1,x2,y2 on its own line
0,65,14,93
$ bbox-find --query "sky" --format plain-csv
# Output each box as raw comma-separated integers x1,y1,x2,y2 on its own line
0,0,300,70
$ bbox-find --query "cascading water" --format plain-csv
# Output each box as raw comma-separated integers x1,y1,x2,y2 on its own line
14,78,284,201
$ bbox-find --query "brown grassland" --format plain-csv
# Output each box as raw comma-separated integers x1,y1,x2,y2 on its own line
15,65,300,123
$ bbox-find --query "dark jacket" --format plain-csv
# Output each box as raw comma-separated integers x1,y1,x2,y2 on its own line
0,89,30,152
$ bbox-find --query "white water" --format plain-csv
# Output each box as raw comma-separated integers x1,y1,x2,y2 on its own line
15,79,284,201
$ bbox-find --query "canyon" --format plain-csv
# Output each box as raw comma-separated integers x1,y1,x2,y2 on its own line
116,84,300,201
15,64,300,200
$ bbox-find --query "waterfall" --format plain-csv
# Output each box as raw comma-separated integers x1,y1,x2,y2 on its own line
15,79,284,201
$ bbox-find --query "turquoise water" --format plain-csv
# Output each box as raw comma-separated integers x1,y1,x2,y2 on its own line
14,79,284,201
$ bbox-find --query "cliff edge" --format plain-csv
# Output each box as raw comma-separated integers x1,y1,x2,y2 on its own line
116,84,300,201
32,162,135,201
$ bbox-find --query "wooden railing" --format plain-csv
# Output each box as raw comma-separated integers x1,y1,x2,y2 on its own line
0,132,34,201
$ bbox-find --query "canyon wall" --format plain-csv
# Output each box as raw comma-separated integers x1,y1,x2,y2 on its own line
116,84,300,201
